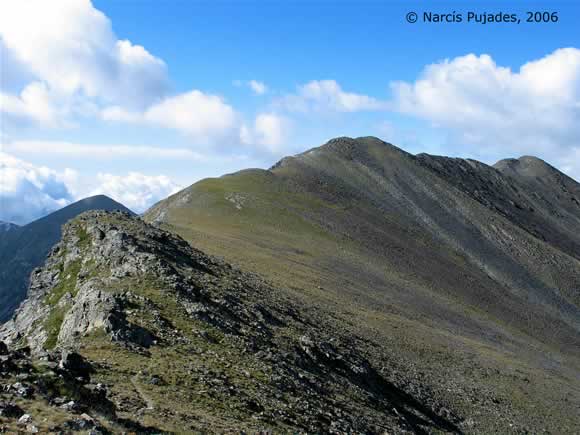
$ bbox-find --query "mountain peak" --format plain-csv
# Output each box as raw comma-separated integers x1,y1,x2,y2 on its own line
323,135,406,155
493,155,558,178
0,221,19,232
81,194,115,202
270,136,409,171
70,194,132,211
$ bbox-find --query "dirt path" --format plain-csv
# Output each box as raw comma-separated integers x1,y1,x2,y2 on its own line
131,375,155,411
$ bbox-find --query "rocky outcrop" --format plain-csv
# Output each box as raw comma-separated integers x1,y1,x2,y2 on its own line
2,212,174,354
0,195,133,324
0,341,126,433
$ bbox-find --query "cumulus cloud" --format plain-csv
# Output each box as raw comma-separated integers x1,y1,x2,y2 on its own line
89,172,181,213
0,1,289,149
390,48,580,174
0,1,274,147
0,82,65,127
0,152,183,224
0,0,168,117
143,91,237,140
102,90,239,143
281,80,388,113
0,0,228,135
0,152,75,224
253,113,287,151
240,113,288,153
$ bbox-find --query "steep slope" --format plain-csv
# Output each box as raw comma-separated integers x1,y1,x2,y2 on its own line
0,195,133,323
417,154,580,261
0,221,19,246
0,221,19,233
145,136,580,433
0,211,463,433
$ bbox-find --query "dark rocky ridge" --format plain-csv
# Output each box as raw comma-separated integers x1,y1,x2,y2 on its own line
0,195,133,323
0,221,19,233
417,153,580,261
1,211,464,433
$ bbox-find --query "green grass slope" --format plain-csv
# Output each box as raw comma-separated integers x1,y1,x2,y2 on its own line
145,136,580,433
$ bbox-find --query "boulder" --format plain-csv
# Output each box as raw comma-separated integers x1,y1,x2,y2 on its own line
59,350,93,379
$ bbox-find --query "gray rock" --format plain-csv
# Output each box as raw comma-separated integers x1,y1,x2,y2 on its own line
59,350,92,378
12,382,33,398
17,413,32,425
59,400,78,412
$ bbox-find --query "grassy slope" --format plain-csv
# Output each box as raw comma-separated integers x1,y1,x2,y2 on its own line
145,138,580,433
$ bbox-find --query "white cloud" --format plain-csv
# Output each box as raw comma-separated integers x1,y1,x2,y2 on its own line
89,172,181,213
0,152,75,224
240,113,288,153
0,0,168,128
390,48,580,171
233,80,268,95
0,82,64,127
281,80,388,113
0,0,168,108
144,91,237,140
249,80,267,95
0,152,183,223
0,1,288,150
102,90,239,143
253,113,286,150
4,140,206,161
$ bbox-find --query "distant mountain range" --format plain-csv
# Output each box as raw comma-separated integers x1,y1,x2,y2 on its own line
0,137,579,432
0,195,133,323
0,221,20,233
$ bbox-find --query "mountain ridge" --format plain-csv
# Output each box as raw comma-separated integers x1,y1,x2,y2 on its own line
144,136,580,432
1,137,579,432
0,195,133,323
0,221,19,232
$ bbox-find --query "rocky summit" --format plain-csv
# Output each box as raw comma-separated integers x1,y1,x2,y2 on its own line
0,211,463,433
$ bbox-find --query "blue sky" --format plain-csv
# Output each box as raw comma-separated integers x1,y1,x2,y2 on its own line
1,0,580,224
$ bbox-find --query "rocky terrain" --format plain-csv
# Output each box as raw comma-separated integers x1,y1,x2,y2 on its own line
1,211,464,433
0,342,124,433
0,195,132,323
